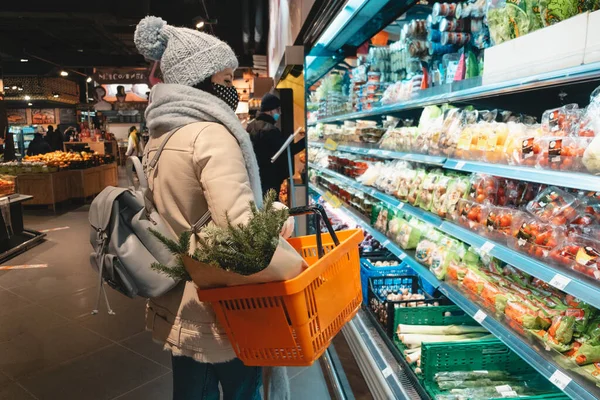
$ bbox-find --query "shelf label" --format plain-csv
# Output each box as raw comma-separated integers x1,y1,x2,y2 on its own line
368,149,379,155
382,240,390,247
324,139,338,151
397,203,404,210
382,367,393,378
474,310,487,323
398,253,407,260
549,369,572,390
323,191,342,208
549,274,571,291
501,391,519,398
480,241,495,254
455,161,466,170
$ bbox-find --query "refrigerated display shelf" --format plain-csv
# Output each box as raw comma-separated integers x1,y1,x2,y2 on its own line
310,183,440,288
309,162,600,310
309,141,600,192
308,62,600,126
311,183,600,400
309,141,446,166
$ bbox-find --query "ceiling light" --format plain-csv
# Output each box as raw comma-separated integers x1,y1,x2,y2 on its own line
196,21,205,29
60,70,68,77
3,86,8,90
24,95,31,100
77,49,84,53
53,93,59,98
27,102,32,106
11,85,17,90
20,58,28,63
17,87,23,91
88,97,94,101
86,77,92,83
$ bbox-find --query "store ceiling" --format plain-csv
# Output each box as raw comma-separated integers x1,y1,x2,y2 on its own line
0,0,254,76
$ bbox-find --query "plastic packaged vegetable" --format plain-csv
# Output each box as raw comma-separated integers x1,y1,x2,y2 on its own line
432,175,454,216
527,186,580,225
441,176,471,219
407,170,427,205
469,174,499,204
416,171,441,210
537,136,592,172
483,206,526,243
396,218,426,249
457,199,487,231
508,216,563,259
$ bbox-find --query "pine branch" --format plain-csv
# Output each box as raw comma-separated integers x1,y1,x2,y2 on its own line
150,191,290,280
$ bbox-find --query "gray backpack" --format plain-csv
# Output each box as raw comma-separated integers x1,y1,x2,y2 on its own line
89,129,209,314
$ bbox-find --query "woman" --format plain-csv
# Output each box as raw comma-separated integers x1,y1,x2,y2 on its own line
125,125,144,160
134,16,299,400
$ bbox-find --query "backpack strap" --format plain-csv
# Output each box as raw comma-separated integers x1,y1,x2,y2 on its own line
144,126,212,232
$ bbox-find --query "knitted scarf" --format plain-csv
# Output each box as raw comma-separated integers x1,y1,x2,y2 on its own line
145,83,263,206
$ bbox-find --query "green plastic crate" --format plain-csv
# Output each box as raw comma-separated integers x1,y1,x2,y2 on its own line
421,340,568,400
394,304,477,327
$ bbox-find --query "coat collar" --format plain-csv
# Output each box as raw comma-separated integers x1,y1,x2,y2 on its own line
256,113,276,125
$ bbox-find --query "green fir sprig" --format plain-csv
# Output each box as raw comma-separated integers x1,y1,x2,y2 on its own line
150,190,289,280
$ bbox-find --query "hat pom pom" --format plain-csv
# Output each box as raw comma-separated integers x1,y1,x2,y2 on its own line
134,16,168,60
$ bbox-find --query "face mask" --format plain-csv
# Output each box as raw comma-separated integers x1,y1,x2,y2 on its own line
273,113,280,122
212,83,239,111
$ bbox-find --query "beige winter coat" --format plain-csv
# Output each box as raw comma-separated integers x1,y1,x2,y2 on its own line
144,121,262,363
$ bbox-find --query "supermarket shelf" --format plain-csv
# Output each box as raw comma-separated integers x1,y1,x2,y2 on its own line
309,141,446,166
313,183,599,400
309,162,600,310
309,141,600,192
438,283,598,400
309,183,441,289
444,159,600,192
308,62,600,125
342,309,425,400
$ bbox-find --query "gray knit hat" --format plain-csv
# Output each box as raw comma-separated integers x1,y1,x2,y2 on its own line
134,16,238,87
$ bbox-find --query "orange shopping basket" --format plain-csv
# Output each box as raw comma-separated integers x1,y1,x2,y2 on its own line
196,204,364,367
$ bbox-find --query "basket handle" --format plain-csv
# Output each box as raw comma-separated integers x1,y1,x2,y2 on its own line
289,204,340,258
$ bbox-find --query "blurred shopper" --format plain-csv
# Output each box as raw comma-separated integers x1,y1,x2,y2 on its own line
45,125,64,151
134,16,297,400
246,93,306,196
125,126,144,160
27,126,51,156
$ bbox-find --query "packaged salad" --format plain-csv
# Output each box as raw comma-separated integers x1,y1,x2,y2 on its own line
431,175,454,216
526,186,580,225
440,176,471,219
396,217,427,249
395,168,417,200
416,171,441,210
431,243,462,280
407,169,427,205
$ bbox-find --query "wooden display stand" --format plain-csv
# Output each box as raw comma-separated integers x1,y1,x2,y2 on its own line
15,163,117,211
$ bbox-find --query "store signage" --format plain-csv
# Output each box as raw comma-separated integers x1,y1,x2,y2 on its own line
94,68,149,84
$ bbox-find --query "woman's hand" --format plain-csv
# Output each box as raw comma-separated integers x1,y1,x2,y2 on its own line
273,202,294,238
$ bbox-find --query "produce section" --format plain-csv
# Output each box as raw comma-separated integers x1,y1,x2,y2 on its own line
304,0,600,398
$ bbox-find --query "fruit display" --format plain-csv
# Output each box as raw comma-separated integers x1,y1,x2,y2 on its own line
0,152,114,174
0,175,16,197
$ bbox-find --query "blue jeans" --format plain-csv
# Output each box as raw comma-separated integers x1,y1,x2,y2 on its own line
171,355,262,400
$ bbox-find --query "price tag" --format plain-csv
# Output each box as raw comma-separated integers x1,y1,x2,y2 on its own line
368,149,379,155
549,274,571,290
501,391,518,398
382,367,393,378
480,241,495,254
324,138,338,151
398,253,407,260
455,161,466,170
549,369,572,390
397,203,404,209
474,310,487,323
382,240,390,247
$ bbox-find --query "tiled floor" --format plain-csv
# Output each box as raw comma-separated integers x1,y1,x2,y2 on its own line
0,184,333,399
